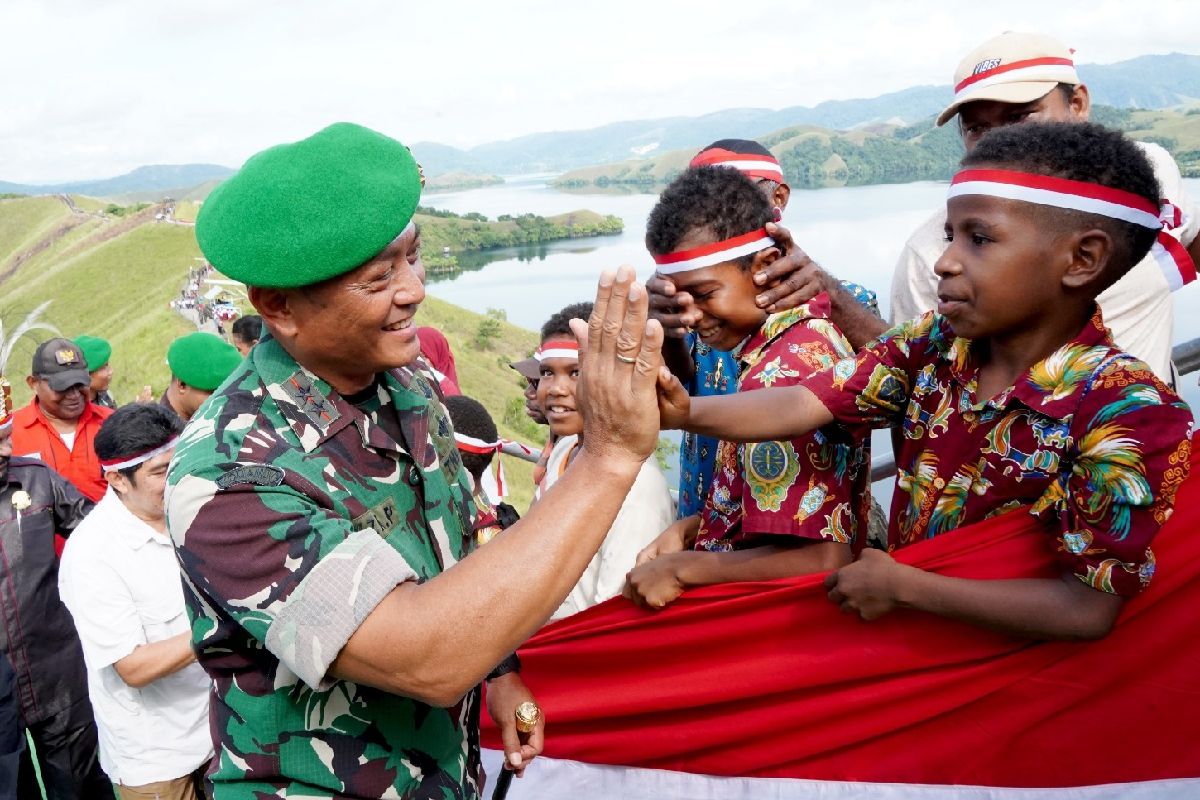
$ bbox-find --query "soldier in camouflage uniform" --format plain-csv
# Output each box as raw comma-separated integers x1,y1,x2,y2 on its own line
166,123,665,799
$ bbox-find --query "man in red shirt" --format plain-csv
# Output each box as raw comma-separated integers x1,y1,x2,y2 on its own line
12,338,113,504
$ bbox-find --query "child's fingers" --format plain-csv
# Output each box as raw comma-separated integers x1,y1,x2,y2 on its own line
630,319,664,390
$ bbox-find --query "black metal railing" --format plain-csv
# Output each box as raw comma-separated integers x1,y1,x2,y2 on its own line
1175,337,1200,378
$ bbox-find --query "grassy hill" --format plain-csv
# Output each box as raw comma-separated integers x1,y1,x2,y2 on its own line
555,105,1200,189
0,195,544,510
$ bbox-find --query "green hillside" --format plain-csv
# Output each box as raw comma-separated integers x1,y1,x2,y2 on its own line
0,196,544,510
554,105,1200,189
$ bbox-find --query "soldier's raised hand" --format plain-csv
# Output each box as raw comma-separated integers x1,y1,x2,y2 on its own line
569,266,664,468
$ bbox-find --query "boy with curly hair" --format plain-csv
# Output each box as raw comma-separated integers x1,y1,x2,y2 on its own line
661,122,1193,638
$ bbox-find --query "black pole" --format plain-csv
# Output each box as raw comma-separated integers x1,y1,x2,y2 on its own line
491,766,515,800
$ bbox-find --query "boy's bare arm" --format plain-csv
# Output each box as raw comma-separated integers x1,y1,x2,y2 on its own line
678,541,850,586
826,550,1124,640
660,375,835,443
626,541,850,610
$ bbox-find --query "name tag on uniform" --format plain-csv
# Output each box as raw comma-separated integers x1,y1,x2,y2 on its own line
352,497,400,537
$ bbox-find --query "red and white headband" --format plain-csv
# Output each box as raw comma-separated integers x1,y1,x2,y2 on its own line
953,56,1078,104
99,435,180,473
948,169,1197,291
690,148,785,184
454,434,537,499
653,228,775,276
534,340,579,362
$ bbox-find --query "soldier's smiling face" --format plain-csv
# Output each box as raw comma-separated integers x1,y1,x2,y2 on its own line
279,222,426,393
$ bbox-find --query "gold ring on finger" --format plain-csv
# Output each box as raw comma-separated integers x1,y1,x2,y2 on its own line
616,354,637,364
515,701,542,733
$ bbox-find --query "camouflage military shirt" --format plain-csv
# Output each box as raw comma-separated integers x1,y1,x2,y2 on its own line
166,334,481,799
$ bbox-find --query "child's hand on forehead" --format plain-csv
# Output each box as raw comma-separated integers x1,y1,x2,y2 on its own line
646,273,702,338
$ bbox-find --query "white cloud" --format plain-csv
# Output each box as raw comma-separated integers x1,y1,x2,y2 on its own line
1,0,1197,182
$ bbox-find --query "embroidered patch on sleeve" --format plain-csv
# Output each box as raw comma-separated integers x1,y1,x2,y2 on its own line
215,464,286,489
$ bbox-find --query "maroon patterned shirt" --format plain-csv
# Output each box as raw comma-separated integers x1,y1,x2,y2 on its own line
695,295,871,553
806,308,1193,596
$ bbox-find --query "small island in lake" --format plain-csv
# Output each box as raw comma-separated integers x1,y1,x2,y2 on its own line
424,172,506,192
415,206,623,273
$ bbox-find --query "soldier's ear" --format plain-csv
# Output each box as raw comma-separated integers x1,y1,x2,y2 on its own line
249,287,295,339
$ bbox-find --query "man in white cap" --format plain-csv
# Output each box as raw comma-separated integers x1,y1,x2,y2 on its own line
890,31,1199,384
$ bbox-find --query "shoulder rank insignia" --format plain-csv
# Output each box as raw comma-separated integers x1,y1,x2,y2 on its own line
216,464,285,489
282,370,341,430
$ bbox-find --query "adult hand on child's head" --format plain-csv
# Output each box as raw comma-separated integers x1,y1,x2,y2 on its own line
570,265,664,469
824,549,909,621
646,273,701,339
753,222,834,314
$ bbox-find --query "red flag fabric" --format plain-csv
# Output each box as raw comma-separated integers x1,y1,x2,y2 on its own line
483,448,1200,791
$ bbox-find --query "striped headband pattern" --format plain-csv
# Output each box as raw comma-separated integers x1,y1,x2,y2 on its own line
652,228,775,276
948,168,1196,291
453,434,536,499
690,148,785,184
98,435,180,473
535,340,579,361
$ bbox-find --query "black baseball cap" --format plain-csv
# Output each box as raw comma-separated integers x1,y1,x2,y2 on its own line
32,338,91,391
509,357,540,381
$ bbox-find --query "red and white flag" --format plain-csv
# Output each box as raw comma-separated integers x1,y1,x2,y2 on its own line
483,448,1200,798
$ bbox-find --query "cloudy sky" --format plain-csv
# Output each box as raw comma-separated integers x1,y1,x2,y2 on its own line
3,0,1198,183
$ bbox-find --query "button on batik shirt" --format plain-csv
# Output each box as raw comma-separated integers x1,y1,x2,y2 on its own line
166,335,480,799
695,295,871,552
807,308,1193,596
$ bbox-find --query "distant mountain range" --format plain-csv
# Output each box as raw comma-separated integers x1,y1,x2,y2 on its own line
0,163,234,199
2,53,1197,197
414,53,1200,176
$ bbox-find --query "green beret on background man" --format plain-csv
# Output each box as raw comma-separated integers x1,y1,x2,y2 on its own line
160,331,241,422
73,334,116,409
167,122,663,798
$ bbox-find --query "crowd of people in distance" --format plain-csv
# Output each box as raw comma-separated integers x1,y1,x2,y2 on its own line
0,28,1197,800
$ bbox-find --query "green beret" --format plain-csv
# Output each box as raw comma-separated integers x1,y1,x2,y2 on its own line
167,332,242,391
73,335,112,371
196,122,422,288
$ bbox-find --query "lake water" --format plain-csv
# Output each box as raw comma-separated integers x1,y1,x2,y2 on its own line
425,175,1200,420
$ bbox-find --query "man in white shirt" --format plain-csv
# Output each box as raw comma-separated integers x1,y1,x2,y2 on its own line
890,31,1199,384
58,404,213,800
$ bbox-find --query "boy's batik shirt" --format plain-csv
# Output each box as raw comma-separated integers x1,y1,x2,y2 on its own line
677,280,879,519
165,335,482,799
695,295,871,552
807,308,1193,597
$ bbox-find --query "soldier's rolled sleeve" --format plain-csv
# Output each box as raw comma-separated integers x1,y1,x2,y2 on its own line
267,529,416,690
168,472,418,692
